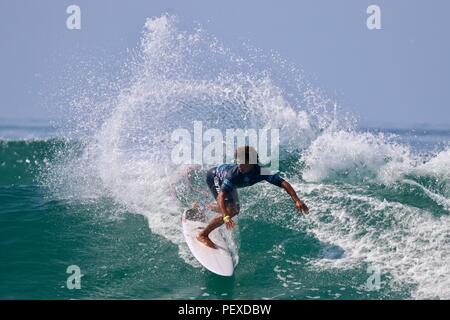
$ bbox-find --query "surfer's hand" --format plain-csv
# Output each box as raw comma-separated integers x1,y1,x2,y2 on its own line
295,200,309,215
224,218,235,229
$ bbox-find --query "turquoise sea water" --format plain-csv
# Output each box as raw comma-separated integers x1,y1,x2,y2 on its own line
0,128,449,299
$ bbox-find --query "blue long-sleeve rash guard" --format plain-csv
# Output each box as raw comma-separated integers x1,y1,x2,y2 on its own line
215,164,285,193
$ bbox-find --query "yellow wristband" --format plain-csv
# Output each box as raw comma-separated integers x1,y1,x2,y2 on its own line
223,215,230,222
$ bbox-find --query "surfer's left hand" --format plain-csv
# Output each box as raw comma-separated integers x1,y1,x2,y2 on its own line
295,200,309,215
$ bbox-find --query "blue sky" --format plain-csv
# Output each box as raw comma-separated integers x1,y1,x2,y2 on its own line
1,0,449,128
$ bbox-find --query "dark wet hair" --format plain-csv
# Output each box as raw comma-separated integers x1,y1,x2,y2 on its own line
235,146,259,165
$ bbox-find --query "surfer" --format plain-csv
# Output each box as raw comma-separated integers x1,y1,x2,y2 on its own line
197,146,309,249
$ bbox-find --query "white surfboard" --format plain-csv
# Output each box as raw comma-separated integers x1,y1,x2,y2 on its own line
182,208,234,276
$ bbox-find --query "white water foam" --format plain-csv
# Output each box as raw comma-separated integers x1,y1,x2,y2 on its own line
298,130,450,298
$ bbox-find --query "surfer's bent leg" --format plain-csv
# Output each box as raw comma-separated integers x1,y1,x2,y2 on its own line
201,202,239,235
198,170,239,248
197,202,239,249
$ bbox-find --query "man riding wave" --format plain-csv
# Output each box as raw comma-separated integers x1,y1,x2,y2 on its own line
197,146,309,249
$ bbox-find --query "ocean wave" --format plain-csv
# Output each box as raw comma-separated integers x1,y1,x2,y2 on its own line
35,14,450,299
301,130,450,205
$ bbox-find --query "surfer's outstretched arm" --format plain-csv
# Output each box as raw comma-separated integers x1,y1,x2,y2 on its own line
280,181,309,214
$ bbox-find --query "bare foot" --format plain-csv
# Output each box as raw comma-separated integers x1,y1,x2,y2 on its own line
196,234,217,249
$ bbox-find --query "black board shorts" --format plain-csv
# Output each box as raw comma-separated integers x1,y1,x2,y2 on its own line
206,167,239,208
